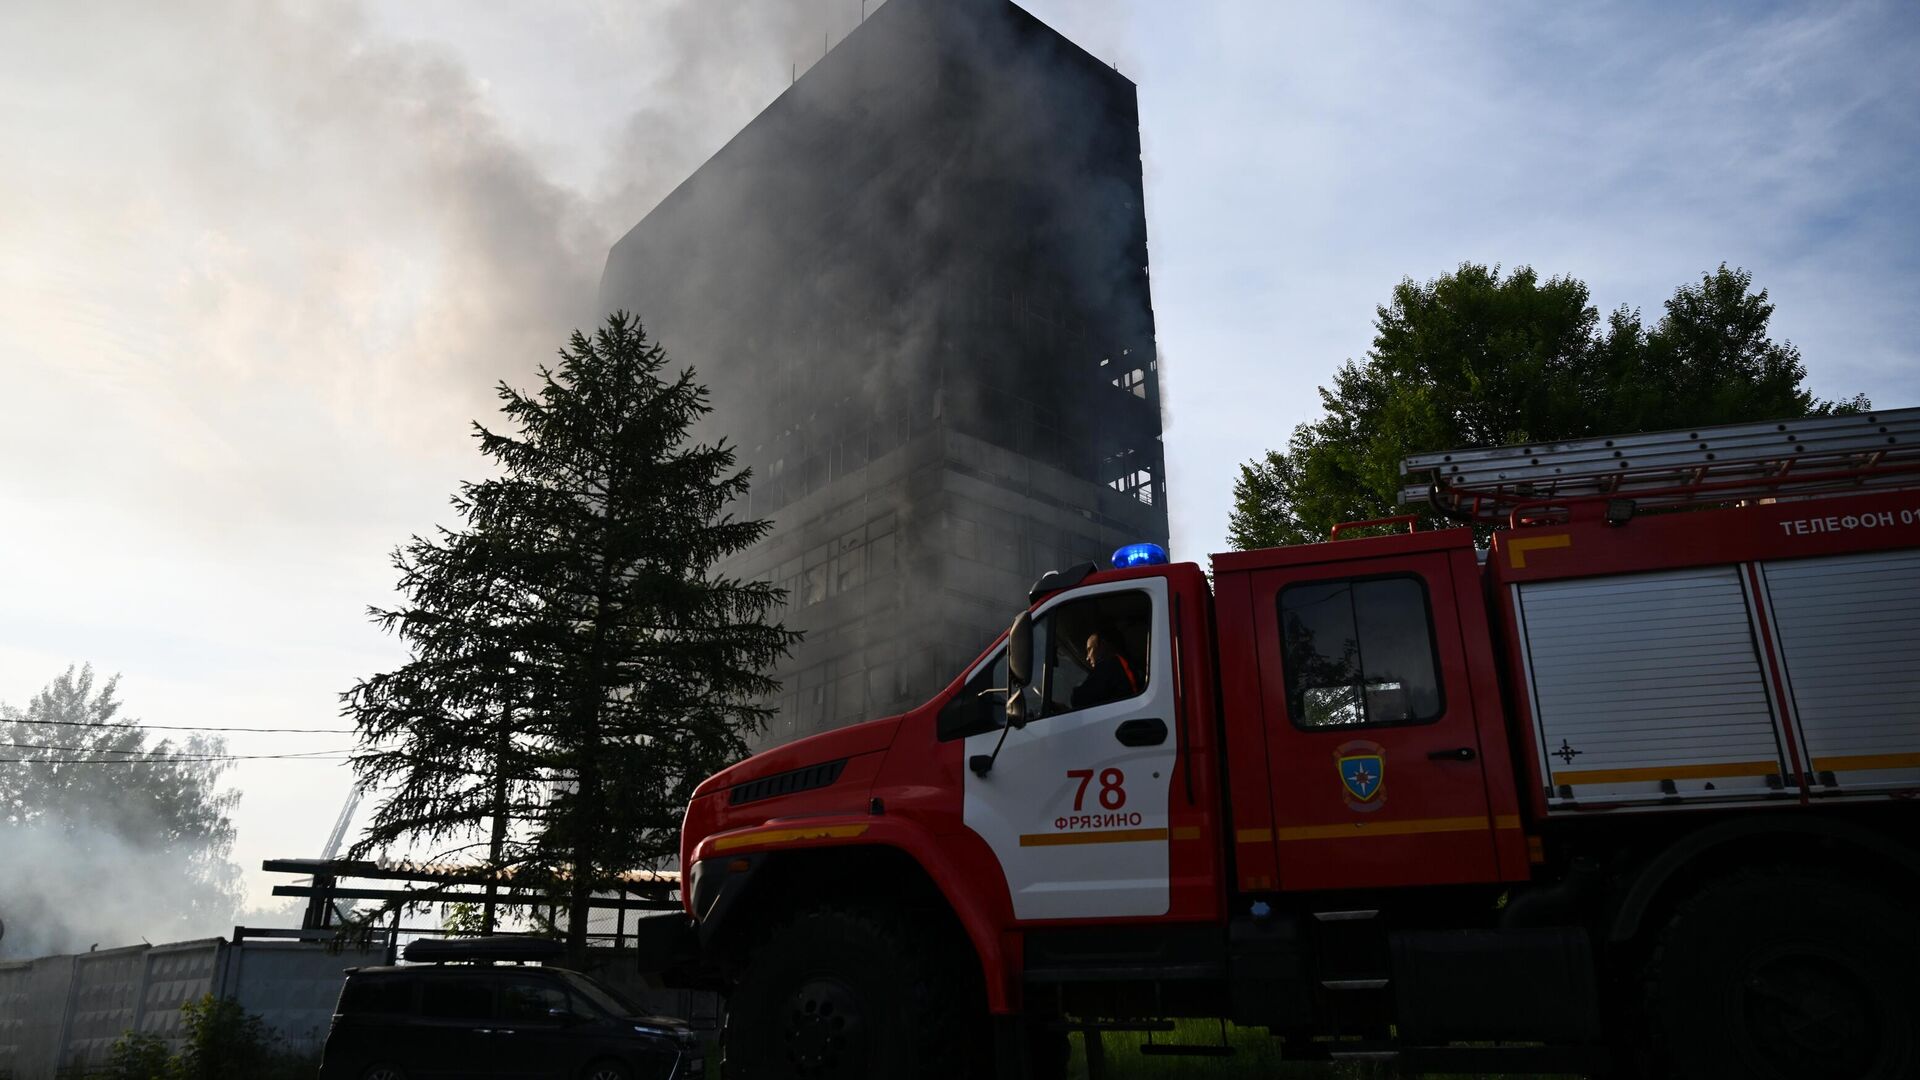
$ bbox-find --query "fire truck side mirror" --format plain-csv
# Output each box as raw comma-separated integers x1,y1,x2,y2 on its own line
1006,611,1034,688
1005,687,1030,729
1005,611,1035,730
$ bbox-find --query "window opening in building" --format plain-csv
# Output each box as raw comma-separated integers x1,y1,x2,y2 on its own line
835,534,865,594
1109,467,1156,506
868,531,897,576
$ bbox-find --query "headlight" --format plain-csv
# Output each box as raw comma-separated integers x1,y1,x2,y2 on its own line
630,1022,698,1044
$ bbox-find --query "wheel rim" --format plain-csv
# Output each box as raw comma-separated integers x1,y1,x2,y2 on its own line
1740,943,1881,1077
782,973,867,1078
584,1068,625,1080
364,1069,404,1080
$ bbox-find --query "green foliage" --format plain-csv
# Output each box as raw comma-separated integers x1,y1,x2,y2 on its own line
170,995,274,1080
100,1030,170,1080
1228,263,1869,550
96,995,314,1080
1061,1020,1570,1079
0,666,241,957
440,900,484,935
346,311,800,957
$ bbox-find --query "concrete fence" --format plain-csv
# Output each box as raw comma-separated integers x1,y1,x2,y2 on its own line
0,933,385,1080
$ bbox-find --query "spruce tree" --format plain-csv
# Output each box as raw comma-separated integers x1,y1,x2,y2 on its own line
344,530,543,923
346,312,796,957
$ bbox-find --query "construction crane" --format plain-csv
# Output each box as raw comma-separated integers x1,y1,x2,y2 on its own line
321,780,368,862
293,780,369,930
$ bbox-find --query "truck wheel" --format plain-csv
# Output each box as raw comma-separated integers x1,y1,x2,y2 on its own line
1028,1025,1071,1080
724,906,969,1080
1644,868,1917,1080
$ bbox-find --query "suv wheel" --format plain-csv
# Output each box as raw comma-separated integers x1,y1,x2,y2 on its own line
360,1065,408,1080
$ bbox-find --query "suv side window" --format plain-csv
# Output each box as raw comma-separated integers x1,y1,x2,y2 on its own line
1278,575,1443,728
338,973,415,1016
419,975,494,1021
497,975,573,1022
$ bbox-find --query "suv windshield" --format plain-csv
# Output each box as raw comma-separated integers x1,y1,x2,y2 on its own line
558,970,644,1018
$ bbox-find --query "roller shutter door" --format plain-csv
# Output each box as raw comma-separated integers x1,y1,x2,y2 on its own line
1516,565,1790,808
1762,549,1920,794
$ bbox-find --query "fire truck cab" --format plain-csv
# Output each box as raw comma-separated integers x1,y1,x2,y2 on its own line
670,408,1920,1080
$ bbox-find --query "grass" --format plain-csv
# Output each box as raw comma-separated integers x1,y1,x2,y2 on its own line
1066,1019,1577,1080
700,1021,1581,1079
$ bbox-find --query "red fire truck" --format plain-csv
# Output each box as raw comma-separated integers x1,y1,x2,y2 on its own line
663,408,1920,1080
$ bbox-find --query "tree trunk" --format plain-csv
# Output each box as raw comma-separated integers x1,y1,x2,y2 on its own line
564,679,603,965
482,703,511,935
564,758,597,965
566,517,615,967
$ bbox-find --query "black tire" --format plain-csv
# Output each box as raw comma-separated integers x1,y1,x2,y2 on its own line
1643,868,1918,1080
578,1060,632,1080
723,906,972,1080
1027,1024,1071,1080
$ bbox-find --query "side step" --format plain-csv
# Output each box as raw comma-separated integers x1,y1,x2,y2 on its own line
1023,961,1225,984
1055,1019,1173,1034
1137,1043,1235,1057
1400,1044,1612,1074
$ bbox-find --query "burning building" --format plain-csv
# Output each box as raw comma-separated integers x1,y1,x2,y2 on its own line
599,0,1166,743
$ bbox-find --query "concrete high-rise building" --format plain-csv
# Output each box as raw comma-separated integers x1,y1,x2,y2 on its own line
599,0,1166,745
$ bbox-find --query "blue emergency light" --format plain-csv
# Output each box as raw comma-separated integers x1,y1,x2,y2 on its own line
1111,542,1169,569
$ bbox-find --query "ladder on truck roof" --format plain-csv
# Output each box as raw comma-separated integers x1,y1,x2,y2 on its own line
1399,406,1920,525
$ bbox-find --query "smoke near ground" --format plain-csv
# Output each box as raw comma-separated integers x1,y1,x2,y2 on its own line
0,667,243,958
0,823,241,960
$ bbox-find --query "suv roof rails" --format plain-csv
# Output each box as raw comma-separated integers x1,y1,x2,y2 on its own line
402,936,564,965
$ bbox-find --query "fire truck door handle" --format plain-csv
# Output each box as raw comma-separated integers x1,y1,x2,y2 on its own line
1115,718,1168,746
1428,747,1477,762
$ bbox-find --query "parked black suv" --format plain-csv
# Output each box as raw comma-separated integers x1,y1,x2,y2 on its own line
319,938,702,1080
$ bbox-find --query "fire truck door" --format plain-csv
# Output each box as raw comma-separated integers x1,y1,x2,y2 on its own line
1250,554,1504,889
963,575,1177,921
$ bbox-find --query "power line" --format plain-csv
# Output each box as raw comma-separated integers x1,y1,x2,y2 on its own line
3,718,355,734
2,740,355,756
0,750,357,764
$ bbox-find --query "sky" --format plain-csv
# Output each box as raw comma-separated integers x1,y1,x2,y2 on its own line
2,0,1916,914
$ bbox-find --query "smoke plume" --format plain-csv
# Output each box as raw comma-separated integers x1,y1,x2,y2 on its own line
0,823,242,959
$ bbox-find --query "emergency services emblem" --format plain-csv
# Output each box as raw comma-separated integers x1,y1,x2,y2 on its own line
1335,739,1386,812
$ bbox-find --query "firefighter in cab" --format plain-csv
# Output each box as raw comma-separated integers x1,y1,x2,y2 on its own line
1073,629,1139,709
